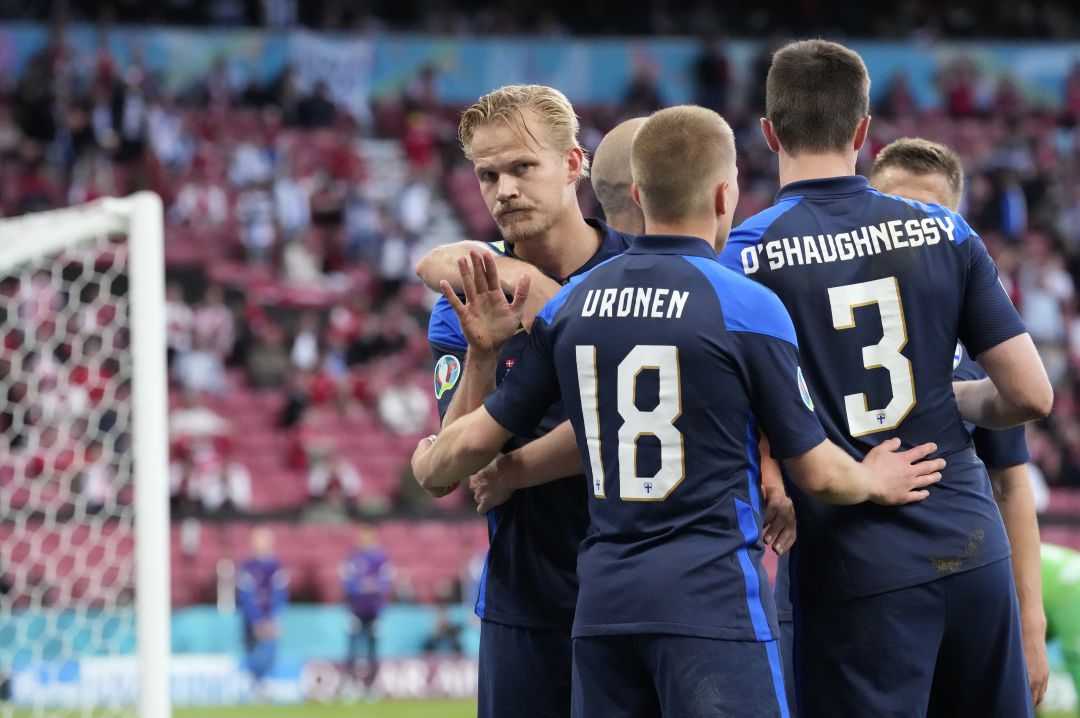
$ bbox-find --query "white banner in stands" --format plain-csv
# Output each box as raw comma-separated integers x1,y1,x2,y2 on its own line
289,30,375,123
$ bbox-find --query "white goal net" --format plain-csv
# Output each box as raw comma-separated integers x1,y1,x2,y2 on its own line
0,193,170,717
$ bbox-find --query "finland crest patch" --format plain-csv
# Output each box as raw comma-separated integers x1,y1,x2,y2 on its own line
953,341,963,370
798,366,814,411
434,355,462,399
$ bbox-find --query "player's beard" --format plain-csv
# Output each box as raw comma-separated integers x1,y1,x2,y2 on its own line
495,204,560,245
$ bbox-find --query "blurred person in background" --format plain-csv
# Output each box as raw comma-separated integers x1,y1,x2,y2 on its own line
237,526,288,698
377,365,431,436
173,331,227,395
246,324,292,389
169,157,229,229
290,408,363,511
164,280,193,370
235,178,277,265
289,310,321,371
693,35,732,115
421,604,464,656
192,284,236,363
342,523,392,696
191,439,253,516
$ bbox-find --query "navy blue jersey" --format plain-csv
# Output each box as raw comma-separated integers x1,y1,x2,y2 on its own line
427,218,633,630
720,175,1027,602
486,235,827,641
774,341,1033,620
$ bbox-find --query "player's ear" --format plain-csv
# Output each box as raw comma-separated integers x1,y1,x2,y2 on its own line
853,115,871,153
566,146,584,185
760,118,781,153
714,180,729,217
631,183,642,209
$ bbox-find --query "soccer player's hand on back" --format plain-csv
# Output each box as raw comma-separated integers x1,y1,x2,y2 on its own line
862,438,946,505
440,248,531,354
762,488,796,555
759,440,796,555
470,454,516,513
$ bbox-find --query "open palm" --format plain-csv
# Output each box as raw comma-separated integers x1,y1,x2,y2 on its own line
441,249,531,354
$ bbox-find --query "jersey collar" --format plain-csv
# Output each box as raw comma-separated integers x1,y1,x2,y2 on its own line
502,217,632,284
776,175,869,202
626,234,716,258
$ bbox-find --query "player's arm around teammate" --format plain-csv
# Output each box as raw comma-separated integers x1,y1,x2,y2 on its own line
417,250,530,497
952,341,1052,429
455,250,798,553
411,242,946,505
416,241,560,331
466,115,800,554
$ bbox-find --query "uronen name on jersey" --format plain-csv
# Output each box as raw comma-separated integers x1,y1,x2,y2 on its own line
580,287,689,319
740,216,957,274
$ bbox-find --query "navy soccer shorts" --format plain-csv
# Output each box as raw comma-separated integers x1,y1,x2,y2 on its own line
795,558,1031,718
778,619,797,717
571,634,790,718
478,620,572,718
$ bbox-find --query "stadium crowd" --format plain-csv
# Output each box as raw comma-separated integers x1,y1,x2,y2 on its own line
1,5,1080,712
5,0,1080,38
6,21,1080,506
2,18,1080,628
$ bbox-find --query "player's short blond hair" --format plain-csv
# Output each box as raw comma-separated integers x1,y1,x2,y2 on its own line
458,84,590,179
630,105,736,223
870,137,964,210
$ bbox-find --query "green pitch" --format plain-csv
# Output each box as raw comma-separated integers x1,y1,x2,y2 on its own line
174,702,475,717
9,703,475,718
6,702,1076,718
181,706,1075,718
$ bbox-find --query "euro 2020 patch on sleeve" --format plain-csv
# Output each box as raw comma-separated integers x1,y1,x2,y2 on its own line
434,354,462,399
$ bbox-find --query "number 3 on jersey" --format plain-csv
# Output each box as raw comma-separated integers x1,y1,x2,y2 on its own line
828,277,916,436
575,345,685,501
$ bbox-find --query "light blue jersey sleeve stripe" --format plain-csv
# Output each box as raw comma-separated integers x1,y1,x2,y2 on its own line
682,256,799,346
428,296,467,349
867,188,976,245
718,196,804,273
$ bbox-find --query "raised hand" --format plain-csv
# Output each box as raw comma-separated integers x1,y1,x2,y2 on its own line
863,438,946,505
440,249,531,354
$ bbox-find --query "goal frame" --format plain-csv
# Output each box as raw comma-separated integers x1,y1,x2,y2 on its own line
0,191,171,717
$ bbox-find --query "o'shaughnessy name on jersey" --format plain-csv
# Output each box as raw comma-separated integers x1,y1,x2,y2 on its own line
581,286,689,319
738,215,958,274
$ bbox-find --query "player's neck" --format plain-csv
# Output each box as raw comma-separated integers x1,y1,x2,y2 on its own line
514,208,599,278
606,211,645,237
778,151,858,189
643,220,717,250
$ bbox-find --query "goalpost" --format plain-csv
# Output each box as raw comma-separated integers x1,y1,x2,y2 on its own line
0,193,170,717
